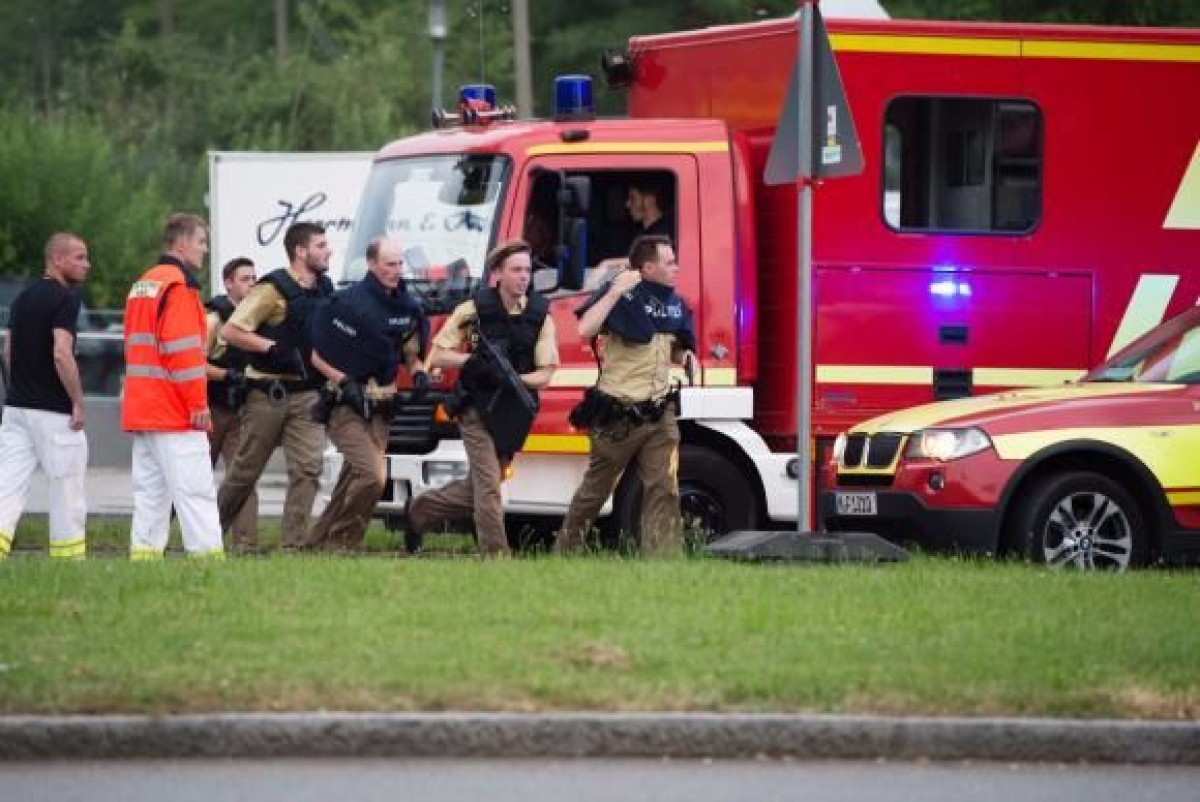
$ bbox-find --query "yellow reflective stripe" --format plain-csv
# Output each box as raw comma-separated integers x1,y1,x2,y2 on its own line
818,365,932,384
188,549,226,561
160,335,202,355
972,368,1083,386
49,538,86,559
527,141,728,156
1107,275,1180,357
0,532,11,556
1164,141,1200,231
130,548,163,561
524,433,591,453
830,33,1200,63
830,33,1019,57
818,365,1083,387
1167,491,1200,506
1023,39,1200,63
704,367,737,386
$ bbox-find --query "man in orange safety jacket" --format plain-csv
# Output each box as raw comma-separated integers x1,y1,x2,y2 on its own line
121,213,224,559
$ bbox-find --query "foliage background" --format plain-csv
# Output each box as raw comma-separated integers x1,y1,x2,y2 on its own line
0,0,1195,303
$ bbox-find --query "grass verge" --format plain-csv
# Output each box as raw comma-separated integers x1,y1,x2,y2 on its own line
2,518,1198,718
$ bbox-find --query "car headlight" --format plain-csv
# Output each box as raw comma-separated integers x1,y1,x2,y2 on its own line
831,433,847,463
904,427,992,462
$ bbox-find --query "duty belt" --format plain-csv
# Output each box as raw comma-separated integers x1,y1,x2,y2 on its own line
249,378,316,402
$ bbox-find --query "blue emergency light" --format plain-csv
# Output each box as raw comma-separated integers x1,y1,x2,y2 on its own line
554,75,594,121
460,84,497,109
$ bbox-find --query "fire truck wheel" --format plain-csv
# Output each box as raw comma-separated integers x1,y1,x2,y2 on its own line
1009,470,1148,571
607,444,758,553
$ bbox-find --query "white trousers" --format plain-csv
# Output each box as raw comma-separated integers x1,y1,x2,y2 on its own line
0,406,88,559
130,430,224,558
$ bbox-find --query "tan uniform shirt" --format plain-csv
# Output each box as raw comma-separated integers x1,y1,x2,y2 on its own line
595,331,681,404
433,297,560,368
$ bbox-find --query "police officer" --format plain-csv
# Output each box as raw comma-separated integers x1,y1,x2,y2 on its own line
204,256,257,552
556,234,697,557
217,222,333,550
300,237,429,552
406,239,559,557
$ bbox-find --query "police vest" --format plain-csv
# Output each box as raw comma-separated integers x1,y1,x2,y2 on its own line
204,295,249,407
311,276,425,386
246,268,333,380
472,286,548,377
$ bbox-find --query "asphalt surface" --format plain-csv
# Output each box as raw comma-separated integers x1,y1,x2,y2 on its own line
9,469,1199,766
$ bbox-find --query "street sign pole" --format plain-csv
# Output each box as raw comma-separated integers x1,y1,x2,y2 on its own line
796,2,816,533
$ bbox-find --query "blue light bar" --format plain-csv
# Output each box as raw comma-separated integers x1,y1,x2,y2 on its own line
460,84,497,109
553,75,594,121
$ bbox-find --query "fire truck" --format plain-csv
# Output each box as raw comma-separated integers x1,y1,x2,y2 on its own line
341,13,1200,545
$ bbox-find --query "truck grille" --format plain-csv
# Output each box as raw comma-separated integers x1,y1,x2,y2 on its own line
387,393,458,454
840,433,903,469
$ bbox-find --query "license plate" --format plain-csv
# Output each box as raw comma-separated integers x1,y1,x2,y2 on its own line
835,492,877,516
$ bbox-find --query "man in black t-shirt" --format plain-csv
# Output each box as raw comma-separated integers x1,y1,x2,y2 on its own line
0,232,92,560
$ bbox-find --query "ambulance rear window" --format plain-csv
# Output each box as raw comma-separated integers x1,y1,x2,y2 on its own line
883,97,1042,235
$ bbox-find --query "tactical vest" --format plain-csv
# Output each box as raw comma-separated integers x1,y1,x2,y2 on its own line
472,286,548,377
246,268,333,380
312,277,424,386
204,294,249,407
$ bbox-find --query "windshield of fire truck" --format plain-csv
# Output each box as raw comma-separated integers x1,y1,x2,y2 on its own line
342,154,508,314
1085,307,1200,385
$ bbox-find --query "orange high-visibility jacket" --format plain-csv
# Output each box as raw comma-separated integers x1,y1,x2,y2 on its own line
121,259,210,431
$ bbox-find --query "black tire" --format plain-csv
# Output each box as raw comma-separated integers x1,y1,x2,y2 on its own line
607,443,760,554
1007,470,1149,571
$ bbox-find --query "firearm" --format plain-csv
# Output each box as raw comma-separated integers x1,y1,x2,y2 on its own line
473,329,537,416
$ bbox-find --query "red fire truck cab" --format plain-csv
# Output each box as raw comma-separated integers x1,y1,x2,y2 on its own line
343,14,1200,548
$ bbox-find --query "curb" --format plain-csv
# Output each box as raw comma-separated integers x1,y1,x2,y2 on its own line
1,713,1198,764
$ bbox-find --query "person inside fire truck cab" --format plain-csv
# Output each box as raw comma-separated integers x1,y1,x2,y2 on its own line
555,234,697,557
299,236,428,553
626,178,672,241
405,239,559,557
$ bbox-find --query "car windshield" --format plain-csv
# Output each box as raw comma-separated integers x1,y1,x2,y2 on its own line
341,154,509,314
1085,307,1200,385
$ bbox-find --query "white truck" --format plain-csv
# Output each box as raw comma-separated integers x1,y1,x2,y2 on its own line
206,151,373,288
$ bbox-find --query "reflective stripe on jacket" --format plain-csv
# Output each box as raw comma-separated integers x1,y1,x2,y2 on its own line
121,262,210,431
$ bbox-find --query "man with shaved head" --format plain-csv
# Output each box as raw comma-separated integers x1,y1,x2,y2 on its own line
0,232,91,560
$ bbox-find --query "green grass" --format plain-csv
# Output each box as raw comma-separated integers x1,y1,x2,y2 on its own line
1,519,1198,718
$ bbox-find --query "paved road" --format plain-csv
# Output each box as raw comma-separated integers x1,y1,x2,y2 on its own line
2,759,1199,802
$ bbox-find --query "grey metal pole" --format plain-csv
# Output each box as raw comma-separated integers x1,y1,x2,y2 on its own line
429,0,448,113
796,2,816,534
512,0,533,117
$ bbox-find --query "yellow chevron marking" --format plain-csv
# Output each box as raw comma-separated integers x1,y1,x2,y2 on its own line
1168,490,1200,506
1107,274,1180,357
527,141,728,156
1164,141,1200,230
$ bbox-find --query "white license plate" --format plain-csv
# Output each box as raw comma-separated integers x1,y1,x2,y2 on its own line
835,492,877,516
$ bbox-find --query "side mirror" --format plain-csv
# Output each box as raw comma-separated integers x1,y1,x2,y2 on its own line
559,175,591,216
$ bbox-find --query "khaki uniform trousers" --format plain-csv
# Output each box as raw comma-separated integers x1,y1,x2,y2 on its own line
209,403,258,549
406,406,509,556
557,408,683,557
218,387,325,548
303,405,390,551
